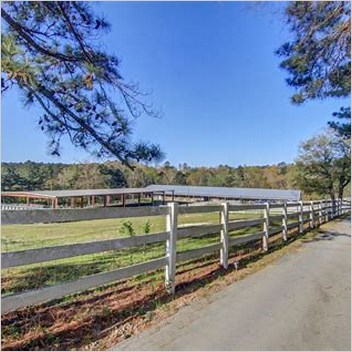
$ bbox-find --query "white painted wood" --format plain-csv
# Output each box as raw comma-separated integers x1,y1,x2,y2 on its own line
268,204,284,209
263,203,270,251
178,205,221,214
228,204,265,211
177,224,222,239
228,218,264,231
270,214,284,222
287,221,301,230
269,226,284,236
310,201,315,229
325,200,329,222
220,202,229,269
282,202,288,241
1,257,167,314
299,201,304,233
228,232,264,247
165,202,178,294
319,201,323,225
287,212,300,219
176,243,222,262
286,202,301,207
2,232,169,269
2,206,169,225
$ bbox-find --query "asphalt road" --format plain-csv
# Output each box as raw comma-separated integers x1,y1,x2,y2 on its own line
115,219,351,351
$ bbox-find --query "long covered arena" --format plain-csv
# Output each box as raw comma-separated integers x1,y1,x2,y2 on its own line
1,184,301,210
1,187,174,209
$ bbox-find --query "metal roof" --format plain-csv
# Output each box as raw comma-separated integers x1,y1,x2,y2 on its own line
145,185,301,201
1,185,301,201
1,187,164,199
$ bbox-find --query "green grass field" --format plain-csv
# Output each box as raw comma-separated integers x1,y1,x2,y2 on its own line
1,210,283,296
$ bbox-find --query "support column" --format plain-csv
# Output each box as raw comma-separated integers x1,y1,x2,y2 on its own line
319,201,323,225
282,202,288,241
151,193,154,206
263,202,270,251
103,196,107,207
220,202,229,269
80,197,84,208
138,193,141,206
122,194,126,207
310,201,315,229
92,196,95,207
165,202,178,294
299,201,304,233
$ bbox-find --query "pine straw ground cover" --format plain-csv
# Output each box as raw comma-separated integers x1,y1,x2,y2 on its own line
1,211,324,350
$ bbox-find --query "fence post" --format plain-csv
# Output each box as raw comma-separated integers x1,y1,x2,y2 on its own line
220,202,229,269
325,200,329,223
310,201,315,229
282,202,288,241
263,202,270,251
299,201,304,233
319,201,323,226
165,202,178,294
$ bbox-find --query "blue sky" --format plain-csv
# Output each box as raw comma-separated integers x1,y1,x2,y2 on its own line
1,1,348,166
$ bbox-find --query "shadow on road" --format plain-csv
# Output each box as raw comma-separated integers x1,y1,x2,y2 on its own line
302,216,351,243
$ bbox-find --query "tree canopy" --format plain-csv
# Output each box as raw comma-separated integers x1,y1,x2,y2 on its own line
277,1,350,104
328,106,351,139
1,1,164,167
294,129,351,200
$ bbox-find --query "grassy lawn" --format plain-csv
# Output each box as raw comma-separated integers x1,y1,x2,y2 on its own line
1,210,287,296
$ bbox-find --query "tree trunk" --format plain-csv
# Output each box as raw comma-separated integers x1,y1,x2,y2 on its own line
338,187,344,200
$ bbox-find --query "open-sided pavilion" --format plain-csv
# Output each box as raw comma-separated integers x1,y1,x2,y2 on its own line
145,185,301,203
1,187,174,209
1,185,301,209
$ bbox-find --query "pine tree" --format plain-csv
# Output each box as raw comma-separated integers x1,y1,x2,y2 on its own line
1,1,164,167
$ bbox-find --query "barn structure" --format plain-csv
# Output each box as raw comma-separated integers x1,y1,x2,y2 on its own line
1,185,301,209
0,187,172,209
145,185,301,203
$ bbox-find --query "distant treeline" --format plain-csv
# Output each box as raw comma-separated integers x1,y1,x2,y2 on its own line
1,160,298,190
3,160,349,200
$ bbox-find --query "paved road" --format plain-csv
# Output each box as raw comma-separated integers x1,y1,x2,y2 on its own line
115,219,351,351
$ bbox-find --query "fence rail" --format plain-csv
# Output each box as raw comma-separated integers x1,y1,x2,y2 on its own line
1,198,350,314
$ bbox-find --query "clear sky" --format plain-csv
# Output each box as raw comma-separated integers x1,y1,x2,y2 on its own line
1,1,348,167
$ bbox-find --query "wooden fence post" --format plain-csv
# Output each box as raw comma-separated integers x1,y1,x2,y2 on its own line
263,202,270,251
319,201,323,226
165,202,178,294
220,202,229,269
299,201,304,233
282,202,288,241
310,201,315,229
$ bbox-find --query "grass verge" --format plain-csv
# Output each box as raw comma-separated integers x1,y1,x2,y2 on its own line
1,213,334,351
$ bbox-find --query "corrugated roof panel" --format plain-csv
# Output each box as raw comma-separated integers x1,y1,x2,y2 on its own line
145,185,301,201
1,188,163,198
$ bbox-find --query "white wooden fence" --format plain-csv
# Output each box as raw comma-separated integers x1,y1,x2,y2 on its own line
1,198,350,314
